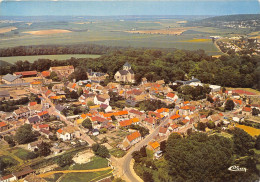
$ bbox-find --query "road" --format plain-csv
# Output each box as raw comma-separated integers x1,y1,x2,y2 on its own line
121,112,173,182
30,88,95,146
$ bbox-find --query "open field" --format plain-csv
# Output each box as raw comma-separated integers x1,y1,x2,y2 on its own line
0,54,101,64
23,29,72,35
126,27,191,35
0,20,238,55
236,124,260,137
226,87,260,95
0,27,17,33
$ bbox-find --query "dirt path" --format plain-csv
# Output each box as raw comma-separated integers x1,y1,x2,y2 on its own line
38,167,112,178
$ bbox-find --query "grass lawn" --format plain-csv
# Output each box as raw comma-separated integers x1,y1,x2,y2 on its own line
12,148,34,161
109,148,126,158
72,156,108,170
61,156,112,182
0,155,19,169
0,54,100,64
214,132,233,138
61,169,112,182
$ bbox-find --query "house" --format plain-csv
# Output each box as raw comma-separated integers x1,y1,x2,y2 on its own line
37,111,49,120
159,126,168,136
179,105,195,116
49,65,74,78
166,92,178,102
13,107,30,119
55,104,65,114
0,90,11,100
121,131,141,150
156,108,170,117
27,115,41,124
30,81,42,89
114,62,135,83
0,122,8,132
207,114,221,123
92,129,100,136
0,174,17,182
13,167,35,180
170,114,181,122
87,69,109,82
129,109,145,120
40,129,53,139
242,107,251,116
91,116,107,124
41,71,51,78
100,104,112,112
29,103,42,115
144,117,156,127
14,71,38,77
147,141,160,152
94,95,110,105
168,123,179,132
33,124,49,131
2,74,24,85
28,141,42,151
24,173,47,182
154,150,163,159
57,126,80,141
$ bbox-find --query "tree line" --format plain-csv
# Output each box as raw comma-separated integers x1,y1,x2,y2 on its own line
1,48,259,90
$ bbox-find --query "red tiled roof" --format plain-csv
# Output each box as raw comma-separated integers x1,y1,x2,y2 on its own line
14,71,37,76
38,110,48,116
41,71,50,77
91,116,107,123
119,119,132,127
166,93,175,98
156,108,169,113
29,102,37,106
57,129,63,134
159,127,167,134
170,123,178,129
233,99,242,105
72,83,76,89
170,114,181,120
232,90,255,95
148,141,160,150
182,119,189,124
127,131,141,142
144,117,155,124
39,124,49,128
0,122,7,127
242,107,251,112
129,109,143,116
103,110,128,117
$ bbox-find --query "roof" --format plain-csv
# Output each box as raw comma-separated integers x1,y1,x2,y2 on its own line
14,71,37,76
41,71,50,77
170,114,181,120
96,96,106,102
118,70,128,75
2,73,22,82
29,102,37,106
39,124,49,128
24,173,47,182
159,127,167,134
0,90,10,97
50,65,74,71
144,117,155,124
243,107,251,112
0,174,15,180
233,99,242,105
91,116,107,123
0,121,7,127
208,114,221,122
103,110,128,117
28,116,40,123
38,110,48,116
119,119,132,127
156,108,169,113
13,166,35,178
127,131,141,142
129,109,143,116
30,81,42,85
148,141,160,150
100,104,109,109
124,62,131,67
55,104,65,112
166,92,175,98
170,123,178,129
14,107,30,115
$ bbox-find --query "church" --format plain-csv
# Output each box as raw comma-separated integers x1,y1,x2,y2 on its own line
114,62,135,83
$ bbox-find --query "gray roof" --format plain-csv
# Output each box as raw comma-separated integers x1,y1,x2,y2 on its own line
55,104,65,112
119,70,128,75
2,74,22,82
123,62,131,67
28,116,40,124
0,90,10,97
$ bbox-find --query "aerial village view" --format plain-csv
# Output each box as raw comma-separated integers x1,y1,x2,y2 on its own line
0,0,260,182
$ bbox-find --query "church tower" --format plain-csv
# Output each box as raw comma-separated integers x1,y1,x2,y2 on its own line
123,62,131,71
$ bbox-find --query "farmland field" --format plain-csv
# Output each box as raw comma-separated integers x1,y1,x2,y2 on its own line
0,20,238,55
0,54,101,64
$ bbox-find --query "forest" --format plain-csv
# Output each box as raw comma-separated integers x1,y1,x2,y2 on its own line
133,130,260,182
0,48,259,90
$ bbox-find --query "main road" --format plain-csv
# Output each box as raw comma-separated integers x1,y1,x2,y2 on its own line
121,111,173,182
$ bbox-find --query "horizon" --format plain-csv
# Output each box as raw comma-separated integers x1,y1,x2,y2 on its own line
1,1,259,16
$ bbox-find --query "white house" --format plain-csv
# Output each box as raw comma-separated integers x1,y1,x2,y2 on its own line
57,126,80,141
0,174,17,182
94,95,110,105
121,131,141,150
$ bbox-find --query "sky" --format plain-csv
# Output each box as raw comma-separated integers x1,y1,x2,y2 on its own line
0,0,259,16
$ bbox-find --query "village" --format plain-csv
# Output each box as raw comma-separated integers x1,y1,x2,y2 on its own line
0,62,260,182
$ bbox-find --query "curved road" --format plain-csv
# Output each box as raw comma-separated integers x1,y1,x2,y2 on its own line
122,112,173,182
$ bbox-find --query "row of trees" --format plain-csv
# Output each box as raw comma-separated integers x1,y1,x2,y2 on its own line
1,48,259,89
0,97,29,112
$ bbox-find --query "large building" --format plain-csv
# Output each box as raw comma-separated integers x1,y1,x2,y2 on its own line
2,74,24,85
49,65,74,78
114,62,135,83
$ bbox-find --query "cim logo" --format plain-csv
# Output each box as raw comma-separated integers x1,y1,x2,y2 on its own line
228,165,247,172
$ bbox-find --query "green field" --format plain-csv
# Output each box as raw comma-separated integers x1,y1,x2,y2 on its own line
0,20,226,55
0,54,101,64
61,156,113,182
